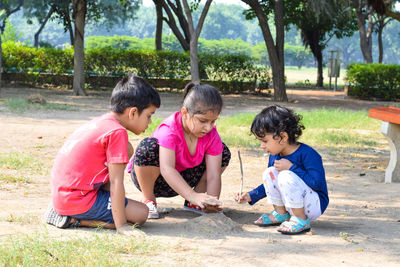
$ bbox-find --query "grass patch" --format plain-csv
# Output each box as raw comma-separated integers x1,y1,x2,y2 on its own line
0,231,162,266
3,213,38,224
0,173,30,184
216,109,380,149
3,98,76,113
0,152,43,173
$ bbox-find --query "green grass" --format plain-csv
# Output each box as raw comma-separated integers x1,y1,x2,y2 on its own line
0,173,30,184
128,109,380,150
3,98,77,113
0,152,44,173
215,109,380,149
0,231,162,266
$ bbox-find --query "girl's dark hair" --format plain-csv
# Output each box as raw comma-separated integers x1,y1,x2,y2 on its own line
110,74,161,114
251,105,305,144
182,82,223,114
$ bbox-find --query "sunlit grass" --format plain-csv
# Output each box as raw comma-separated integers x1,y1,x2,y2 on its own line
0,231,162,266
216,109,381,149
3,98,77,113
0,152,44,174
0,173,30,184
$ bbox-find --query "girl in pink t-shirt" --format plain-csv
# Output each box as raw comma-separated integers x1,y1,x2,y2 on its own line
130,83,231,219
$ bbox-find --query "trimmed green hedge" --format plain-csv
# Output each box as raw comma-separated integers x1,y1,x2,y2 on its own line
345,63,400,100
2,41,271,93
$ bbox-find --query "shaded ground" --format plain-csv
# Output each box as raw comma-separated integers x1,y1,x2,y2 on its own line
0,86,399,266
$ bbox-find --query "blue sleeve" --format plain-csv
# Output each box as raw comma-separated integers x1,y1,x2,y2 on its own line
289,151,326,192
248,184,266,205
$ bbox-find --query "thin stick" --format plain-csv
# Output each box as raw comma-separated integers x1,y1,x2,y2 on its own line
238,150,244,202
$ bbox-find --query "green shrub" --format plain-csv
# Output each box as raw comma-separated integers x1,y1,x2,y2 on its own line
2,41,270,93
345,63,400,100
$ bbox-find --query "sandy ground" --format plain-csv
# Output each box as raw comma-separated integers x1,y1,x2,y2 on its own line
0,86,399,266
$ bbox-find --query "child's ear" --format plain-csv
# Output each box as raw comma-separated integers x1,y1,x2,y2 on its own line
280,132,289,144
181,107,188,116
128,107,138,119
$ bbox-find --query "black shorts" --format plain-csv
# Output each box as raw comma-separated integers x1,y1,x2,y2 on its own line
131,137,231,197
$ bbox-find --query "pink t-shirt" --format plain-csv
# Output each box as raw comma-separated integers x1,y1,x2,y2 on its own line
152,111,223,172
51,113,129,215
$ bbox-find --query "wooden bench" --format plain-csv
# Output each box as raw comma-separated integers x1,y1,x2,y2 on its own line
369,106,400,183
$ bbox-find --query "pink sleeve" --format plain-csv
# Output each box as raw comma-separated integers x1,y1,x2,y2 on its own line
205,128,223,156
103,129,130,164
154,125,177,151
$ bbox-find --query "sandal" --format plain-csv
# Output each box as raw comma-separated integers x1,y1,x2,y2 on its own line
277,216,310,235
254,210,290,227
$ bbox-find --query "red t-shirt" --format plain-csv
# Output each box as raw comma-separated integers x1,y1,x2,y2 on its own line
51,113,129,215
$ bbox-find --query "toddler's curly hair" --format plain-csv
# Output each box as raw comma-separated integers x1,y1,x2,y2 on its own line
251,105,305,144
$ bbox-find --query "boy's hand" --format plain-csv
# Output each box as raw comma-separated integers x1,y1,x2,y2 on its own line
117,224,146,237
234,192,251,204
273,158,293,171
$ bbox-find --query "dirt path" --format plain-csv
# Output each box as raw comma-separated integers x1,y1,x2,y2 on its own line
0,87,399,266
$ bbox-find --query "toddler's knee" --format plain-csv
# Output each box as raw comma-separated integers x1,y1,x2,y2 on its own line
262,166,278,183
277,170,297,187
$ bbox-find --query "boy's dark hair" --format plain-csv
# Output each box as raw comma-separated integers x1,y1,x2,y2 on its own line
182,82,223,114
251,105,305,144
110,74,161,114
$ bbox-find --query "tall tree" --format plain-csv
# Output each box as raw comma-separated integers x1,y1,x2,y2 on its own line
374,12,392,63
153,0,163,50
0,0,24,89
368,0,400,21
242,0,288,101
182,0,212,83
72,0,86,96
294,1,357,87
353,0,374,63
157,0,212,83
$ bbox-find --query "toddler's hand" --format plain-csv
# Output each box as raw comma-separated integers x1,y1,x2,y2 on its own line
117,224,146,237
274,158,293,171
234,192,251,204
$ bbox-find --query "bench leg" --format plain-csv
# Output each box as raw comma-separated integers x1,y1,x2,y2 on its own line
381,122,400,183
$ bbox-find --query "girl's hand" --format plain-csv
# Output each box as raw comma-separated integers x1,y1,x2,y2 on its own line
274,158,293,171
190,193,222,209
234,192,251,204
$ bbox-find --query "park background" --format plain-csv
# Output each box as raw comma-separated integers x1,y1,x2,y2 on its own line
1,0,400,266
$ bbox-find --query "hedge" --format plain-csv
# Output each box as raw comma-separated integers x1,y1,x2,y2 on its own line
345,63,400,101
2,41,271,93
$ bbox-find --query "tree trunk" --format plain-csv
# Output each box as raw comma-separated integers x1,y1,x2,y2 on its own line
161,0,190,51
378,23,383,63
355,0,373,63
242,0,287,101
66,6,75,46
189,38,200,83
34,6,55,48
182,0,212,84
154,0,163,50
72,0,87,96
315,43,323,87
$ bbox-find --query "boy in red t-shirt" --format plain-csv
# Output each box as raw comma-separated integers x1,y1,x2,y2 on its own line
45,75,160,236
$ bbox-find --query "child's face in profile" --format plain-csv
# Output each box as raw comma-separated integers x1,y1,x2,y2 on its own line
187,110,219,138
256,134,285,156
128,104,158,135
